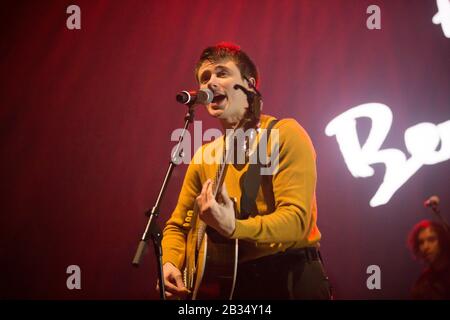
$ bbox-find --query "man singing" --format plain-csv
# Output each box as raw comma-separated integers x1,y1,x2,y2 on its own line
159,42,331,300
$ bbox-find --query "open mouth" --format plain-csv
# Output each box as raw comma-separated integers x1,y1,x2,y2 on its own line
212,94,227,104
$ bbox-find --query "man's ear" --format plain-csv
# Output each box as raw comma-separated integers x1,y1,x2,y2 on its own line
245,77,256,89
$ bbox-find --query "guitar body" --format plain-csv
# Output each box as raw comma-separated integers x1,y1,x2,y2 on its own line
184,205,239,300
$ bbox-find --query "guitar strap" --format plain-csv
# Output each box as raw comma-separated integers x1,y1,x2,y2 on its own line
239,119,279,219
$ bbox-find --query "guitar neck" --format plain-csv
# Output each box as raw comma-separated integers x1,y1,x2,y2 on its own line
197,129,236,237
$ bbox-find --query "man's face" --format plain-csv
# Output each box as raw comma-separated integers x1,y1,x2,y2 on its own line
197,59,253,126
418,227,441,265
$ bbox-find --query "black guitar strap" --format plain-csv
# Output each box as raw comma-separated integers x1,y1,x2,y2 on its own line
239,119,279,219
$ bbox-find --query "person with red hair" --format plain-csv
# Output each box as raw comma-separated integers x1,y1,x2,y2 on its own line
408,219,450,299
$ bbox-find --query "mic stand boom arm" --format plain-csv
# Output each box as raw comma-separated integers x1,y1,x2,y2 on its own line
132,106,195,300
430,205,450,233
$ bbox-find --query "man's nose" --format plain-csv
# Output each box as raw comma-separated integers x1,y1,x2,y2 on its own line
207,75,220,91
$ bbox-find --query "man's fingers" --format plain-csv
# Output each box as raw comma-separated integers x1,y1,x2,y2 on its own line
174,274,186,290
220,183,233,207
158,263,190,300
164,281,187,294
168,273,190,294
206,179,214,203
163,281,179,292
165,291,173,299
157,281,179,298
200,179,210,199
195,195,202,208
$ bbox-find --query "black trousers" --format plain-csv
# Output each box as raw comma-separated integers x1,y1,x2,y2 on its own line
233,248,332,300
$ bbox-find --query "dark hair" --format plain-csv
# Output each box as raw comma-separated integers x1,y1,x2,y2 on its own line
195,42,259,87
408,220,450,260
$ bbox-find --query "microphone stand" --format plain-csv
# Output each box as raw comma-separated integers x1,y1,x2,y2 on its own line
132,105,196,300
429,204,450,233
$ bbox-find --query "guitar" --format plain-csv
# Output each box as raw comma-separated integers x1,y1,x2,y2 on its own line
183,122,250,300
183,82,264,300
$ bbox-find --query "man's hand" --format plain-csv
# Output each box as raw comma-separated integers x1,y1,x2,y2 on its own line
196,179,236,237
156,262,190,300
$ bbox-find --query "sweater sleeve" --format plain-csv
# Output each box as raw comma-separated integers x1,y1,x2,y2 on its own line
230,118,317,243
161,150,203,270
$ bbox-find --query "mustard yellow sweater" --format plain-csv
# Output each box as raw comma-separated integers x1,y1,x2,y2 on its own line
162,114,321,269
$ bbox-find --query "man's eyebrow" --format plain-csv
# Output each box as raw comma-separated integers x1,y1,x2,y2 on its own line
215,65,230,72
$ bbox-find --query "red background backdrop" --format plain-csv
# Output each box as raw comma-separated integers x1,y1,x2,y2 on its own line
1,0,449,299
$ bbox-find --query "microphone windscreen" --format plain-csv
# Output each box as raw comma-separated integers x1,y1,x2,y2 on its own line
198,88,213,104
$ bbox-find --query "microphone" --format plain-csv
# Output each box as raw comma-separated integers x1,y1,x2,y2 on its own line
424,195,440,208
176,88,213,105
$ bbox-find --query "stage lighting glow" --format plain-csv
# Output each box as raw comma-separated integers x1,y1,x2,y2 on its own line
325,103,450,207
